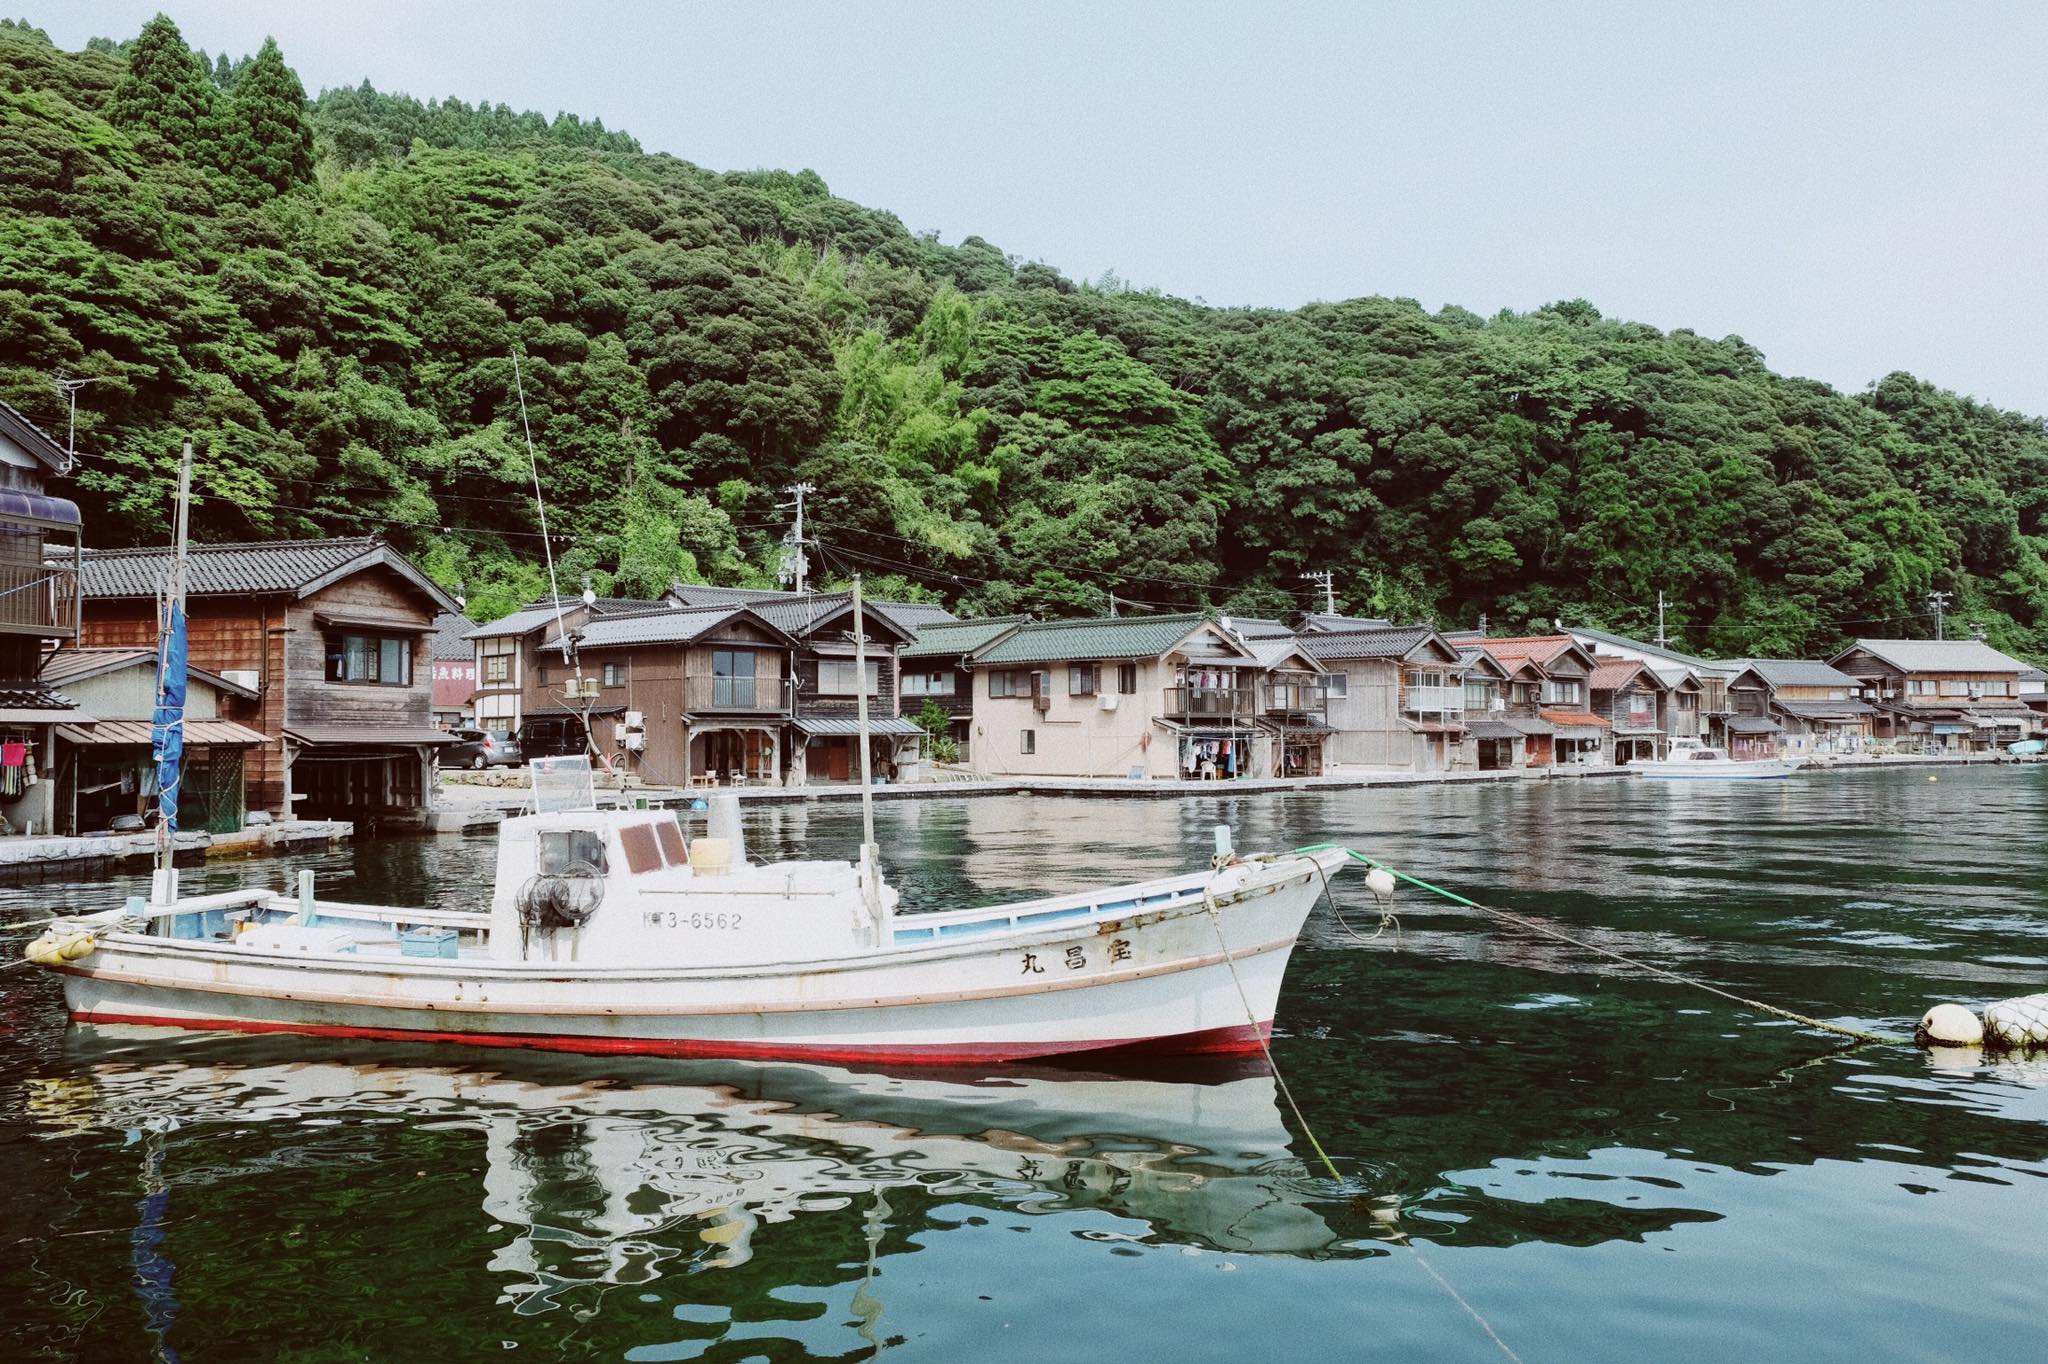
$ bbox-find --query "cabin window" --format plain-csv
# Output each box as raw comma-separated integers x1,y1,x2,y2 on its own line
1069,663,1097,696
1324,672,1347,699
816,659,879,696
902,670,955,696
325,632,413,686
1118,663,1138,694
538,829,608,875
1690,751,1717,761
1021,729,1035,754
618,824,662,875
601,662,626,687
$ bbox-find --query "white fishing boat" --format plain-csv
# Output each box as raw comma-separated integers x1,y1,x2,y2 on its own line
27,796,1345,1062
1629,736,1806,780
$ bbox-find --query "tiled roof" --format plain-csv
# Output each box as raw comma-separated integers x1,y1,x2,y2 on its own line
971,613,1217,666
1727,659,1861,689
1832,639,2032,675
1234,612,1393,639
0,684,77,711
1564,625,1736,676
467,604,577,640
83,537,375,598
1479,635,1581,667
899,615,1029,660
1242,636,1323,671
791,714,928,737
1299,627,1436,661
79,537,458,612
38,646,259,701
1589,658,1657,691
669,583,953,632
430,612,477,661
1724,715,1782,734
548,606,756,651
0,397,72,472
1539,708,1610,730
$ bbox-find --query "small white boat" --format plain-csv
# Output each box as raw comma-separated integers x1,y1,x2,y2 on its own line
27,795,1346,1064
1629,736,1805,780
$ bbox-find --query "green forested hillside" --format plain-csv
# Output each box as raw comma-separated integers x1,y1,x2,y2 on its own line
4,16,2046,657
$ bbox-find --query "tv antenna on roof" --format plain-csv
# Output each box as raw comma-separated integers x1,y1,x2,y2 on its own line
49,374,103,465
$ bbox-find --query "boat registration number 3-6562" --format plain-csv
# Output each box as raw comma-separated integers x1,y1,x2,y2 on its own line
642,911,744,931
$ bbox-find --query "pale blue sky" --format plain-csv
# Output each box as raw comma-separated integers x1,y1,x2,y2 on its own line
36,2,2048,415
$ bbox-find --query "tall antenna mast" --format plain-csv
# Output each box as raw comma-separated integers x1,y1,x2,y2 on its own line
1655,590,1668,647
512,352,581,679
1927,590,1952,641
50,375,102,467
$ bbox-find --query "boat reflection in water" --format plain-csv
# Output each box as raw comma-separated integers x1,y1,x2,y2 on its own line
30,1026,1344,1320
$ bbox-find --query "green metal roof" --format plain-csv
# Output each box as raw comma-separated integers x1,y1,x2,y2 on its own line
969,613,1221,666
899,615,1030,660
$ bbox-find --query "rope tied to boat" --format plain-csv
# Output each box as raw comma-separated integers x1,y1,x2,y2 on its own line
1295,844,1911,1047
1198,863,1526,1364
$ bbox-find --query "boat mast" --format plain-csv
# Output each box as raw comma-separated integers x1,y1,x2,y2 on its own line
850,573,880,912
151,441,192,902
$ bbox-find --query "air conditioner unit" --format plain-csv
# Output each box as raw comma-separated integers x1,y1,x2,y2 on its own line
623,731,647,751
1033,694,1052,714
221,669,260,692
1099,692,1118,712
1488,697,1506,713
624,710,644,730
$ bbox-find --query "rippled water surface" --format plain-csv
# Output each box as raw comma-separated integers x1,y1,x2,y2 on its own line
5,768,2048,1361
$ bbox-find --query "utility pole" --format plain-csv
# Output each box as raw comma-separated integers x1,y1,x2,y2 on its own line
780,482,816,594
1927,590,1952,640
1299,570,1336,616
1106,589,1117,618
1655,590,1668,648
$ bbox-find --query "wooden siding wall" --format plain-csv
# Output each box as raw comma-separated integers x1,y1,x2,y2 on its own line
82,596,288,812
283,570,435,732
794,646,899,718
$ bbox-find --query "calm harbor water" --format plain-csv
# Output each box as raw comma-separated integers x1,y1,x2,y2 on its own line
4,767,2047,1361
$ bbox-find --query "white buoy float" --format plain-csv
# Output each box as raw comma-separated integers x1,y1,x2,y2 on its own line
1916,1003,1984,1047
1364,867,1397,902
1916,993,2048,1051
1983,993,2048,1050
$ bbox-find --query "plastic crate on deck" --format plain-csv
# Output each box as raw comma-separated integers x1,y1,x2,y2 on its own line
400,926,459,959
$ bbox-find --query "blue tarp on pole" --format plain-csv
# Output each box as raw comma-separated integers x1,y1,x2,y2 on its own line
152,603,187,837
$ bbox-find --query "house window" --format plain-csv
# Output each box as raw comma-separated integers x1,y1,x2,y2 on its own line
1940,680,1969,696
1464,681,1493,709
1676,692,1697,711
483,655,510,683
1981,680,2010,696
325,633,412,686
989,670,1019,699
713,650,758,706
1069,663,1097,696
1541,680,1582,705
1323,672,1347,699
1907,679,1936,696
816,659,878,696
902,670,956,697
1117,663,1138,695
1021,729,1035,754
601,662,626,688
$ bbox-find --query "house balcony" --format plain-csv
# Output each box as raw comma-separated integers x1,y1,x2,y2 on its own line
0,560,77,639
1261,682,1327,715
1402,685,1465,715
685,675,793,714
1165,686,1256,720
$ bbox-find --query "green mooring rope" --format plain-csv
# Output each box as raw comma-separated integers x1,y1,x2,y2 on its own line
1296,844,1910,1047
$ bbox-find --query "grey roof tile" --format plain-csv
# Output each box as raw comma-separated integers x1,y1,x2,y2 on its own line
970,613,1216,666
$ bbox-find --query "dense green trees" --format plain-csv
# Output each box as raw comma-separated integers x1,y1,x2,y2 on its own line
1,19,2044,658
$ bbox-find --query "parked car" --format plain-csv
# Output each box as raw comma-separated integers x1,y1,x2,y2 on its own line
515,715,589,761
444,727,522,770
